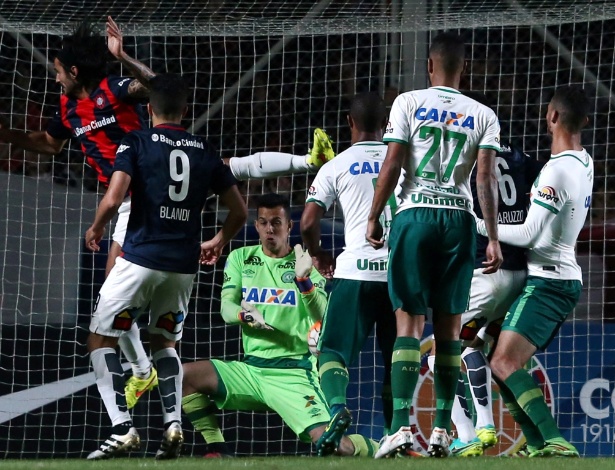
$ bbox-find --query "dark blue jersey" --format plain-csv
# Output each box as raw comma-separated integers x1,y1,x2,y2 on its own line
46,76,145,186
113,123,237,274
472,142,545,270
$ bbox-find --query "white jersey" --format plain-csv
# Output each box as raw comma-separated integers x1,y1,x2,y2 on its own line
523,149,593,280
307,141,400,282
385,86,501,214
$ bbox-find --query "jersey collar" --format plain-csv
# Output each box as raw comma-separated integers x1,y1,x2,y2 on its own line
430,86,461,94
155,123,185,130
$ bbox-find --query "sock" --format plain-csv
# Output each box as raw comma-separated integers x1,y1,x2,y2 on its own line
505,369,563,441
390,337,421,432
118,323,152,379
90,347,131,426
182,393,225,444
463,348,494,429
494,375,545,448
228,152,309,179
433,340,461,432
153,348,182,424
347,434,379,457
381,383,393,434
318,352,349,411
451,372,476,442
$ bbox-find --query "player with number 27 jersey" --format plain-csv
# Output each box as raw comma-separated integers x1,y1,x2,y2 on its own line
113,123,237,274
385,87,500,212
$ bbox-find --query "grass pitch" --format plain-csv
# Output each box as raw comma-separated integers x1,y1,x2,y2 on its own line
1,457,613,470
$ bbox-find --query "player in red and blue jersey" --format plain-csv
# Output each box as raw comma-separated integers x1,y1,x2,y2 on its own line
84,73,247,459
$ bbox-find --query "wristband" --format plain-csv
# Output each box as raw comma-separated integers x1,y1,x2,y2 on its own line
294,276,314,294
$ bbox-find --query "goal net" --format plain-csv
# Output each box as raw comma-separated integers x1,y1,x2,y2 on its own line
1,0,614,458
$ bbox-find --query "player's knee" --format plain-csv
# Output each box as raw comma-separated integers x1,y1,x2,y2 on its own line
489,352,519,381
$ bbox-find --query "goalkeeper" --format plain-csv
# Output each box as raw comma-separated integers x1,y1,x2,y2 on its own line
182,193,379,457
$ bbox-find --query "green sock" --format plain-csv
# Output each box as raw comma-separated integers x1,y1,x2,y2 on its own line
433,340,461,432
347,434,379,457
495,376,545,448
182,393,225,444
318,352,349,410
390,337,421,432
505,369,562,441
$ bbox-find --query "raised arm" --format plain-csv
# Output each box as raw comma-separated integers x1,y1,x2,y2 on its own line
0,128,66,156
106,16,156,98
476,147,503,273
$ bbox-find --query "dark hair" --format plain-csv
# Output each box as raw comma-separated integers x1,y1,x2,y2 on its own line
429,32,466,76
149,74,189,117
349,92,387,132
550,86,590,133
56,22,108,88
256,193,291,217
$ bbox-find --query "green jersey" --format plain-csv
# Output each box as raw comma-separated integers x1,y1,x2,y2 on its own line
221,245,327,366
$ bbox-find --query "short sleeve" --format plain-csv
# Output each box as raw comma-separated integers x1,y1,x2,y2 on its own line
306,163,336,210
383,94,412,145
530,164,569,214
46,107,72,140
106,76,138,102
112,134,139,178
478,110,501,151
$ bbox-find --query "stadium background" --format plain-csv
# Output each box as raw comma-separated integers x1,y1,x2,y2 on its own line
0,0,614,458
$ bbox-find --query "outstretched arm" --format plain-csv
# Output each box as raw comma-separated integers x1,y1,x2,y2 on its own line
106,16,156,99
0,128,66,156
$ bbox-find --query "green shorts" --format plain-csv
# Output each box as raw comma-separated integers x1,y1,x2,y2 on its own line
210,359,329,442
319,278,396,366
388,207,476,314
503,276,582,350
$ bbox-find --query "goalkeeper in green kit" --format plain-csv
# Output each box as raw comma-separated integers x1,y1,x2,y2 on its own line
182,193,379,457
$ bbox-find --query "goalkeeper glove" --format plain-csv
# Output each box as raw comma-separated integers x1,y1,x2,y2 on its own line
294,244,315,293
239,300,274,330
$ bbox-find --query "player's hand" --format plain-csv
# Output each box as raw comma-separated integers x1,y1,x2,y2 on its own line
366,218,384,250
239,301,274,330
106,16,124,59
85,225,105,252
294,244,313,278
482,240,503,274
200,238,224,265
311,249,335,280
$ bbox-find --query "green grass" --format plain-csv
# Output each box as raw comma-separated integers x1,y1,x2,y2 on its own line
0,457,613,470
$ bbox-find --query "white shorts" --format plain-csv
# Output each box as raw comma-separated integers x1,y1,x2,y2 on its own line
89,257,195,341
459,268,527,344
111,197,131,246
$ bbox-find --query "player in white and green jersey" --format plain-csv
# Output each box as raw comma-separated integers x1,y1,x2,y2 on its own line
181,194,379,458
476,86,592,458
301,93,399,456
367,32,502,458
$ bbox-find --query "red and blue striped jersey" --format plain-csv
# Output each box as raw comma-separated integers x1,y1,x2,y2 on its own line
46,75,145,186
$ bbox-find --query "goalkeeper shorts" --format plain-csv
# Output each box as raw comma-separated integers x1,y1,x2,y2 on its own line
111,197,131,246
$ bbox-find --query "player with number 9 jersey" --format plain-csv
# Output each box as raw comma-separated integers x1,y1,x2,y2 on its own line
113,124,237,274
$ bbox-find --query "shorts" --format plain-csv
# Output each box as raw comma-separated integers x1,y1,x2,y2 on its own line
319,278,395,366
89,257,194,341
503,276,581,350
460,268,527,344
210,359,328,442
111,197,131,246
388,207,475,315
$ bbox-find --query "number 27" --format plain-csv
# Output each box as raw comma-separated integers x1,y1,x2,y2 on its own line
415,125,467,182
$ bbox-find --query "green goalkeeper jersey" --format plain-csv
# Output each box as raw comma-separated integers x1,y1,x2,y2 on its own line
221,245,327,368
